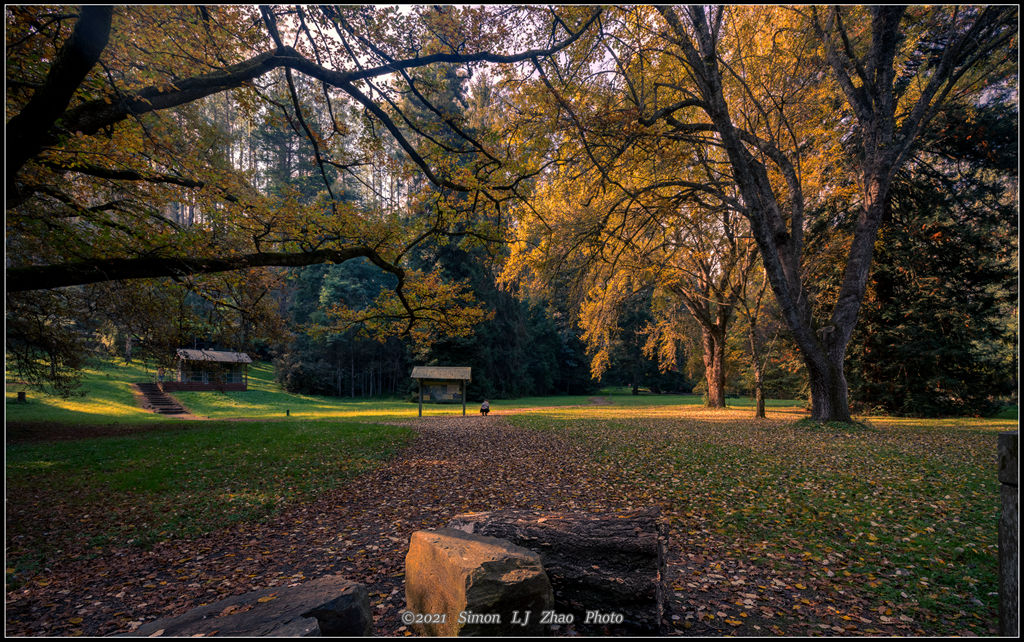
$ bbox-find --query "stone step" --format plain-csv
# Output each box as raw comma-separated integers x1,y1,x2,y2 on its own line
134,383,186,415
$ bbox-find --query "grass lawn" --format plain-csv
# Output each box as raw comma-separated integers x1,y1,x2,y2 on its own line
6,356,1017,634
6,420,412,586
7,357,802,425
508,407,1017,635
6,359,169,424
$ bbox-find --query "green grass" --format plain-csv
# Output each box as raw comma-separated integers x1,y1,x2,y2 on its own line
507,407,1016,635
6,359,169,424
6,419,412,586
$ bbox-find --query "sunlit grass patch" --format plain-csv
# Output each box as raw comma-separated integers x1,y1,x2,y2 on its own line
6,359,164,424
860,414,1018,433
508,403,806,425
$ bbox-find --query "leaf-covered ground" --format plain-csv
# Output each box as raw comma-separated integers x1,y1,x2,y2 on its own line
5,410,1011,636
6,420,412,572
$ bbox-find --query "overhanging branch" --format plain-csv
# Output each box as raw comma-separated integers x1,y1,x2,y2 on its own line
7,248,403,292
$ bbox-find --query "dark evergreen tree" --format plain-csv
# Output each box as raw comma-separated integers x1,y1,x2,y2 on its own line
845,99,1018,416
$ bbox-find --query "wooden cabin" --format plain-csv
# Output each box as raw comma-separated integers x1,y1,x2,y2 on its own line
161,349,252,392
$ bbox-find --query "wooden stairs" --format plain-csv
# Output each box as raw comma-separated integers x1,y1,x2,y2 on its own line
135,383,187,415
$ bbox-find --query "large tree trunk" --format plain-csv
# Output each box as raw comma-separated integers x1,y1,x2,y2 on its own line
805,349,852,422
755,379,766,419
809,175,889,422
702,326,727,408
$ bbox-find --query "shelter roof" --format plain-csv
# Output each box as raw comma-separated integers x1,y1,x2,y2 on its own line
176,349,252,363
411,366,471,381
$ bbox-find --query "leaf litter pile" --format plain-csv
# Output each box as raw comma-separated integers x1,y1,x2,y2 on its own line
6,410,1006,636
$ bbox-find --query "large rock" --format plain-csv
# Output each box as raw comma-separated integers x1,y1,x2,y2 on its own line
405,528,553,636
131,575,370,637
447,509,667,634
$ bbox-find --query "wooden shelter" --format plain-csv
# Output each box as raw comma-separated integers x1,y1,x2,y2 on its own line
411,366,471,416
162,349,252,392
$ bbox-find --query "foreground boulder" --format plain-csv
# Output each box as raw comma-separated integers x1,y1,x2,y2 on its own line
447,509,667,634
405,528,553,636
131,575,370,637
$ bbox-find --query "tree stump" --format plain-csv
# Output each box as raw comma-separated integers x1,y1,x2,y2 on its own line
447,509,667,634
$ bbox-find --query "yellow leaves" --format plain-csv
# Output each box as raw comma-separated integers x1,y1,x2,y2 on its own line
256,595,277,603
578,270,645,379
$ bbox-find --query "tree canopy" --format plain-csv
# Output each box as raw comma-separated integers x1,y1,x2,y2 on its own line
5,5,598,392
6,5,1018,416
6,5,599,290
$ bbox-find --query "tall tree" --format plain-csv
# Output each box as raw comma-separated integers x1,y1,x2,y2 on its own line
644,5,1017,420
498,8,767,407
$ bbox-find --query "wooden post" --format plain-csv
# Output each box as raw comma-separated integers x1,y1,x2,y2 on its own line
418,379,423,417
999,431,1018,637
462,380,466,416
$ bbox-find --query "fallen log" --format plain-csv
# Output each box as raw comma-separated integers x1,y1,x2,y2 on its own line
447,508,667,634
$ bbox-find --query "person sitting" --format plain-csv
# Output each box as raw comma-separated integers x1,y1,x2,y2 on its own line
480,400,490,416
